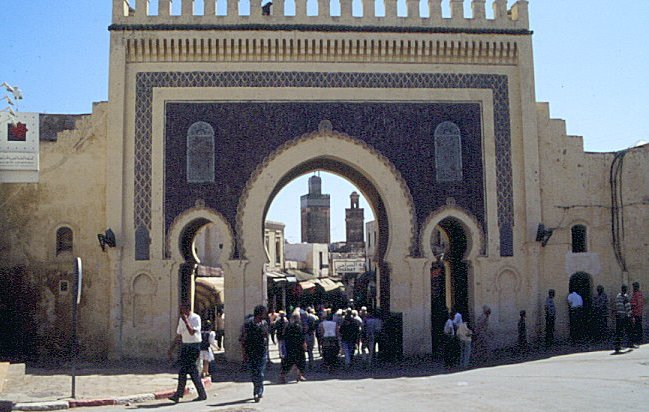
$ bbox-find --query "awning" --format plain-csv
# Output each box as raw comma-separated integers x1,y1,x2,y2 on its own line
285,269,317,282
195,276,224,313
299,280,317,291
317,278,345,292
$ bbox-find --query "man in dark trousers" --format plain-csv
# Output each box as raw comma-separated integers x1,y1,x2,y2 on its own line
240,305,269,403
167,303,208,403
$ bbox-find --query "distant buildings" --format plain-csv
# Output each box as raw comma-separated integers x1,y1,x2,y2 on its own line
300,174,330,244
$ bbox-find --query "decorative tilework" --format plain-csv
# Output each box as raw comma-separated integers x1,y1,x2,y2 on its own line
135,71,514,257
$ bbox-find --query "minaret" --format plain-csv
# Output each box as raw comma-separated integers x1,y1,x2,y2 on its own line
345,191,365,250
300,173,330,244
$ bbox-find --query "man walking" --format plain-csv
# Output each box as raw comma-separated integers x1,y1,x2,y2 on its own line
545,289,556,348
240,305,269,402
167,303,208,403
567,290,583,344
592,285,609,342
614,285,632,353
630,282,644,347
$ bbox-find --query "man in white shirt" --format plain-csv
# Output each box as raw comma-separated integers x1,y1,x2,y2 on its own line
167,303,207,403
567,291,584,344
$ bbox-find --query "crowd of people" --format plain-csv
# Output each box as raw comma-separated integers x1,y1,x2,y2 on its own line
237,304,384,402
165,281,644,404
545,282,644,353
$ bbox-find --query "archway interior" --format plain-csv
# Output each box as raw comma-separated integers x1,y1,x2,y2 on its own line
178,217,226,351
569,272,593,312
263,156,390,311
430,217,469,352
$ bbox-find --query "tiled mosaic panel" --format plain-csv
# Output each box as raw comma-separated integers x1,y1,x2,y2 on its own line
135,71,514,257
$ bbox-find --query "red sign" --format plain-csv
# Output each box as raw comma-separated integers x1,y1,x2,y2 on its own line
8,122,28,141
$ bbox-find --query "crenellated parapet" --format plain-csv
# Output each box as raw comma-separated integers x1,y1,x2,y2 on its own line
111,0,529,32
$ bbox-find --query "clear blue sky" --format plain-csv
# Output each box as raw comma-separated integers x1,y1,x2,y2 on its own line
2,1,647,242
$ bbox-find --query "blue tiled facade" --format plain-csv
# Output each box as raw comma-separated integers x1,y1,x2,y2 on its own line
134,72,514,258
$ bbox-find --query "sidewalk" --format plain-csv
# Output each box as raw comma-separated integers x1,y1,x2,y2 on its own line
0,359,215,411
0,339,623,411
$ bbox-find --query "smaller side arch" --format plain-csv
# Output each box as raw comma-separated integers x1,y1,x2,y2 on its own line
52,222,78,259
166,206,234,263
419,206,484,262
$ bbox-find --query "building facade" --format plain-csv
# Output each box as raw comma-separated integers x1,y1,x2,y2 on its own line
1,0,649,361
300,174,331,244
345,191,365,250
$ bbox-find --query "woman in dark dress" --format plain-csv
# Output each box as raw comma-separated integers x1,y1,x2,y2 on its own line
279,313,307,383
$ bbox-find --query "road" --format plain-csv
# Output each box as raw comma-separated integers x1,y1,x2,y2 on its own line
82,346,649,412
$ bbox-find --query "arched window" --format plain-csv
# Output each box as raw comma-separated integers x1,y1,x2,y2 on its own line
56,227,73,255
434,121,463,182
571,225,587,253
186,121,215,183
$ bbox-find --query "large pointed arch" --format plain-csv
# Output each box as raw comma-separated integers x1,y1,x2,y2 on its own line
236,129,417,309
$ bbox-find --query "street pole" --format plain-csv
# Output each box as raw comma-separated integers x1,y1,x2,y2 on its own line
71,257,83,398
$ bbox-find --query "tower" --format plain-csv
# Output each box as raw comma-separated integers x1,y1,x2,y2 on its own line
345,191,365,250
300,174,330,244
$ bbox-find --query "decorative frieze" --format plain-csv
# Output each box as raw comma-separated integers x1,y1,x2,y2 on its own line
124,35,519,65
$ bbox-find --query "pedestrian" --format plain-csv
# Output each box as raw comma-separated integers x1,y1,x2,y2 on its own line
304,308,318,368
630,282,643,347
319,311,340,372
567,290,584,344
518,310,527,351
592,285,609,342
167,303,208,403
279,312,307,383
614,285,632,353
473,305,492,363
274,310,288,360
443,310,456,368
268,310,278,344
339,309,360,368
456,321,472,369
363,308,383,366
239,305,269,403
200,319,216,378
214,309,225,350
545,289,556,348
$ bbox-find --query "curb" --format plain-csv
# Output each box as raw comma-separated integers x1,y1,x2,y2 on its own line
12,378,211,411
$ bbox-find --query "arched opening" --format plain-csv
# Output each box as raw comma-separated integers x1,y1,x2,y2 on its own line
56,226,73,256
429,216,470,354
265,171,376,313
236,131,416,358
264,162,385,312
569,271,592,342
571,224,587,253
168,208,233,354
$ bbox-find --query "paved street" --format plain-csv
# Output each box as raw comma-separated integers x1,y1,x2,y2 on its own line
79,345,649,412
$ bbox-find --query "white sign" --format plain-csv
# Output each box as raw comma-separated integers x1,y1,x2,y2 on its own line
333,259,366,274
0,112,39,182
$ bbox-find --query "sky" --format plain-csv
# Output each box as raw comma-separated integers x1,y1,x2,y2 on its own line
2,1,648,242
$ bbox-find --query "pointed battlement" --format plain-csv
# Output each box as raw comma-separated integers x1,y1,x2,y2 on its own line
111,0,529,32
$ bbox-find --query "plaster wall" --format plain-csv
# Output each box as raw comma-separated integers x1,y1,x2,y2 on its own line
0,103,111,358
